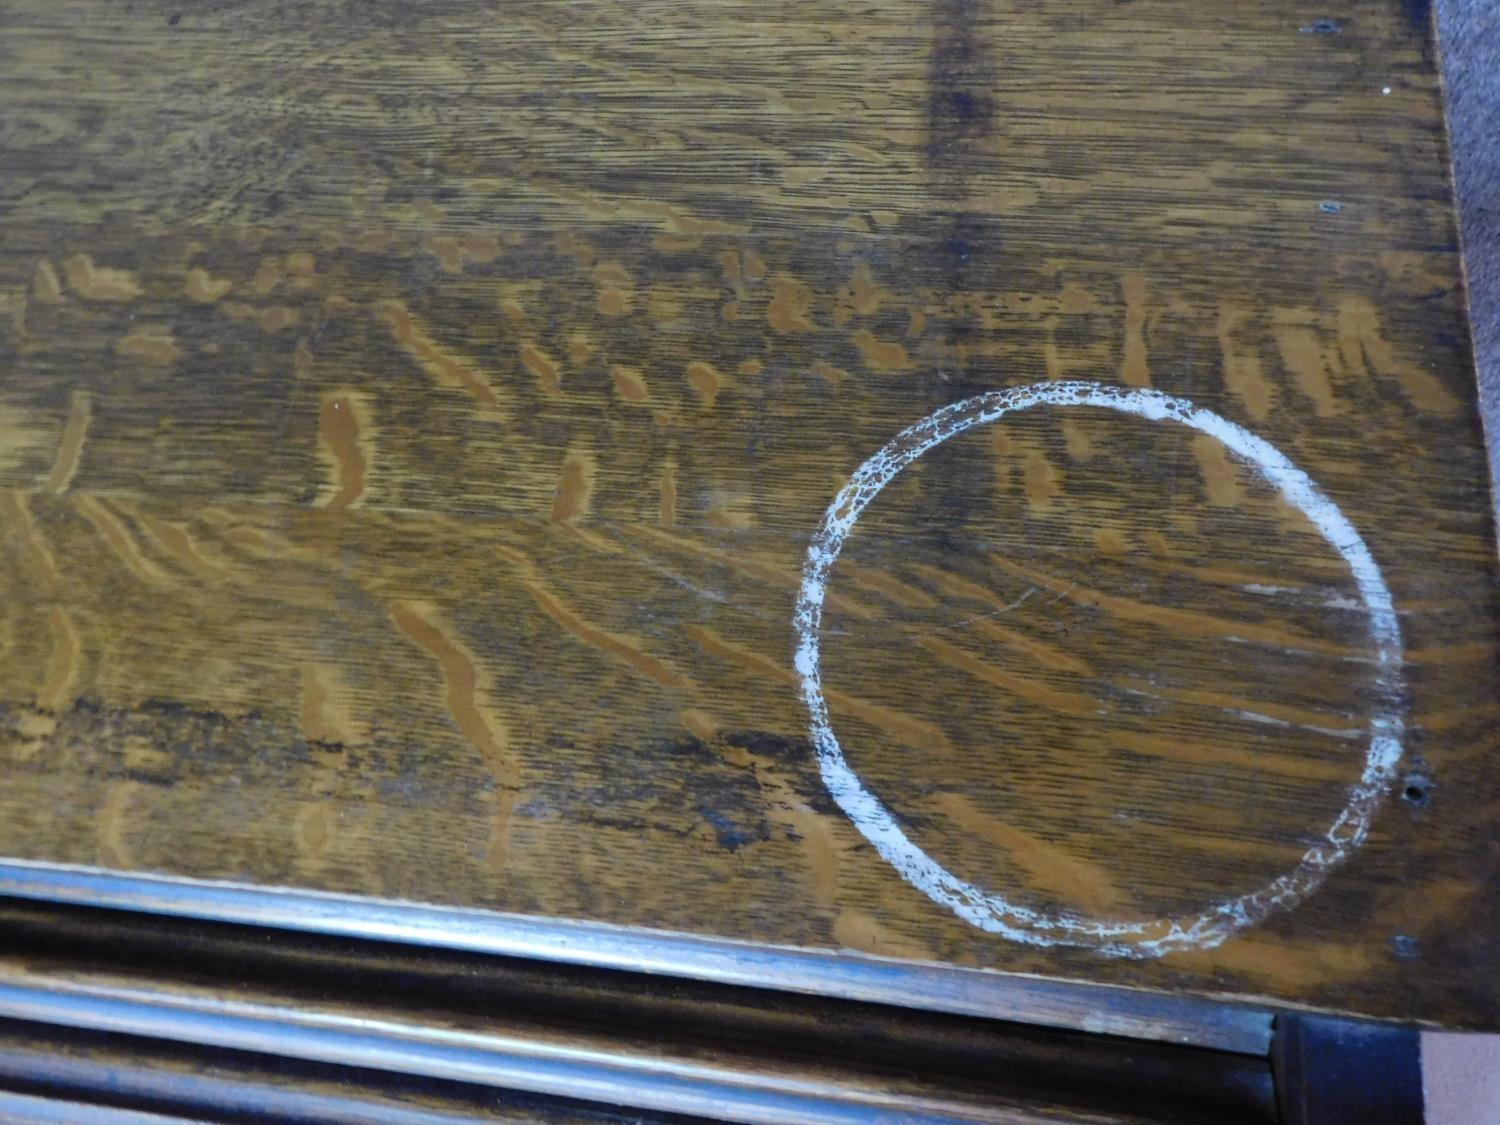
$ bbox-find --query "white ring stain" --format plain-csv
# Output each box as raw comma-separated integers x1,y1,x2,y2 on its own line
792,380,1406,957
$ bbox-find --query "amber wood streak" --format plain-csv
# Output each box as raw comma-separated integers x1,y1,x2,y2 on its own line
0,0,1495,1025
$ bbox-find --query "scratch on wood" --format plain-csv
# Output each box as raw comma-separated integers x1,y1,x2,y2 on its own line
908,564,1090,674
629,526,878,620
1119,677,1362,737
990,554,1360,660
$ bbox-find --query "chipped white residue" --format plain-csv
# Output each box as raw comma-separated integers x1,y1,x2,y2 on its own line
792,381,1407,958
1320,593,1364,610
1231,709,1363,740
1242,583,1366,612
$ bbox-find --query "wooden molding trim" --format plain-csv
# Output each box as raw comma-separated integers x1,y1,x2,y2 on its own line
0,858,1270,1055
0,865,1281,1122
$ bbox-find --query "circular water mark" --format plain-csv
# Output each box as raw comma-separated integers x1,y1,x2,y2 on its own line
792,381,1406,957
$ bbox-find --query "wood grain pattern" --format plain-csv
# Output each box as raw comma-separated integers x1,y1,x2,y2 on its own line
0,0,1496,1026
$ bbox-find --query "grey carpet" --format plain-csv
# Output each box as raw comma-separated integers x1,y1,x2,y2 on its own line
1436,0,1500,506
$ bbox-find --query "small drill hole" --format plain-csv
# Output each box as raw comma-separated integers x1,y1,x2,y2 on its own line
1402,777,1430,805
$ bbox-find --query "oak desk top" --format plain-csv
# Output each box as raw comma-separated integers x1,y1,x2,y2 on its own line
1,0,1496,1029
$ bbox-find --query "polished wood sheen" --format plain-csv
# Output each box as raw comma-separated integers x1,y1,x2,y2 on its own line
0,0,1495,1027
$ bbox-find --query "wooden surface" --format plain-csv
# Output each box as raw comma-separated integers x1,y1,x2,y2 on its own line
0,0,1496,1026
